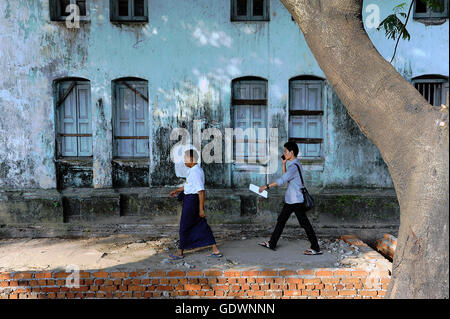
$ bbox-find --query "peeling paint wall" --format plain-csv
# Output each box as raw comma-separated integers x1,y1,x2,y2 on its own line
0,0,448,190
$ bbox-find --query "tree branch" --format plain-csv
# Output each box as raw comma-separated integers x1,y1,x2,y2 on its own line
390,0,415,63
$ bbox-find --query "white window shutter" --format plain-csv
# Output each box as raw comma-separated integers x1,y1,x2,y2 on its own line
290,83,306,110
134,85,149,157
306,83,322,111
76,84,92,156
60,82,78,157
117,86,134,157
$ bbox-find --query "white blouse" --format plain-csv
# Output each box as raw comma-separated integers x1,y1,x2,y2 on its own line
183,164,205,194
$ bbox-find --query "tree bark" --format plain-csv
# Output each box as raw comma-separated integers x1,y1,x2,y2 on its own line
280,0,449,298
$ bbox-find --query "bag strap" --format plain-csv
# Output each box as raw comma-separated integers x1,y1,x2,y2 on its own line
294,164,305,188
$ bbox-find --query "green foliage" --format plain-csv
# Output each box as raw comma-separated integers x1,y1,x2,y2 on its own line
377,0,445,42
377,2,410,41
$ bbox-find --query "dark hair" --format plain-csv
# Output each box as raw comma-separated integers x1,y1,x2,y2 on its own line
284,141,299,157
185,149,199,162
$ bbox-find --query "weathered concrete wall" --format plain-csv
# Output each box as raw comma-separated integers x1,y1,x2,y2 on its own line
0,0,448,190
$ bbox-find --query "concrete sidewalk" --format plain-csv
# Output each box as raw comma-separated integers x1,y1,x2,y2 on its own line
0,234,389,273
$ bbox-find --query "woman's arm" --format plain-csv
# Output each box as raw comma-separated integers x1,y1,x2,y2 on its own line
198,190,206,218
259,182,278,193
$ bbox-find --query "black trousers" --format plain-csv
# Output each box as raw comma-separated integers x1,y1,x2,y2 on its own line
268,202,320,252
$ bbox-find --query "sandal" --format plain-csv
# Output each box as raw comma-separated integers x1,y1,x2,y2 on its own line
258,241,276,251
169,254,184,260
304,249,323,255
207,252,223,258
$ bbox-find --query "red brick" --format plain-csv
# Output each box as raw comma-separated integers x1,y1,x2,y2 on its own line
167,270,185,277
352,270,369,277
42,287,60,293
242,270,259,276
360,290,377,296
304,278,321,284
128,285,146,291
316,271,333,277
110,272,127,278
213,285,229,290
378,290,387,297
302,290,319,296
342,278,360,284
322,278,340,284
297,270,314,276
93,272,108,278
148,271,167,277
333,270,351,277
339,290,356,296
53,272,70,279
279,270,297,276
157,285,173,291
0,273,11,280
187,271,203,277
204,270,223,277
286,278,303,284
13,272,33,280
224,270,241,277
321,290,339,296
260,270,277,276
284,290,301,296
129,271,146,277
184,284,201,291
0,281,9,287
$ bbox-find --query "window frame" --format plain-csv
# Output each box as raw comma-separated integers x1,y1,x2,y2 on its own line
231,78,269,163
231,0,270,22
112,79,150,159
412,76,449,106
55,80,93,158
288,78,325,159
110,0,149,23
50,0,90,22
413,0,449,19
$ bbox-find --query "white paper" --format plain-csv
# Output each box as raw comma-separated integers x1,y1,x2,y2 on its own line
249,184,268,198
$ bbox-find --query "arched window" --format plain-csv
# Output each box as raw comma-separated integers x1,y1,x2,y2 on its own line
112,78,149,158
54,78,92,157
412,75,449,106
288,75,325,158
231,77,268,162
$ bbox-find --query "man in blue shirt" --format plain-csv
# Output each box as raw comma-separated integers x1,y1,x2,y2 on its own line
258,141,321,255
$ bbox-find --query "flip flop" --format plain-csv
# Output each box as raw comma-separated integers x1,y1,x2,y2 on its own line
207,252,223,258
258,241,276,251
304,249,323,255
168,254,184,260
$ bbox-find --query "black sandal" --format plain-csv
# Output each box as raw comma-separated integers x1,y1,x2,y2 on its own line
258,241,276,251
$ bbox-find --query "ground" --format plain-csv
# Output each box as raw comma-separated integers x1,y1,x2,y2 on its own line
0,233,377,273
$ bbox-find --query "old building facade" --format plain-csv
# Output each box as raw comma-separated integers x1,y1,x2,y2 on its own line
0,1,448,236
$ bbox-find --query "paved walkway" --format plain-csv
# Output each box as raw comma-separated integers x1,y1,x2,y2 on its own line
0,234,388,273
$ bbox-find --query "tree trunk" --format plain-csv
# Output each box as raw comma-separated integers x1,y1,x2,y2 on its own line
280,0,449,298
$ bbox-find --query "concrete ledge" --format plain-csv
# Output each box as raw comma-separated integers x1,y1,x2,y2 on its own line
0,188,399,240
0,189,63,223
61,188,121,222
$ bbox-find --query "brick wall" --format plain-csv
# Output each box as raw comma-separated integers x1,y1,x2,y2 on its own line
0,268,390,299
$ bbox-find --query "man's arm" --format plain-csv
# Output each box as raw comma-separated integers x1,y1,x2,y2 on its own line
198,190,206,218
169,186,184,197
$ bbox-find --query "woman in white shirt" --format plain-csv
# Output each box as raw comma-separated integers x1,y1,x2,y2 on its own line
169,149,222,259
